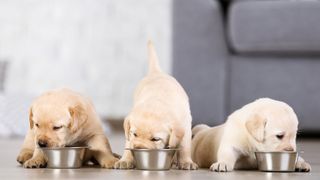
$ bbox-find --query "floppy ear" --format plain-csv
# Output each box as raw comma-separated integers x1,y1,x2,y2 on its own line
245,114,267,142
168,123,185,148
68,105,88,133
123,117,131,140
29,107,34,129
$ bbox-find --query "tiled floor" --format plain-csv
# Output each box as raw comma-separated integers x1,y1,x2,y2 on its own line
1,133,319,180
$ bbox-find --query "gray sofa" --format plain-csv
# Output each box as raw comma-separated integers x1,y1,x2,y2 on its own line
172,0,320,132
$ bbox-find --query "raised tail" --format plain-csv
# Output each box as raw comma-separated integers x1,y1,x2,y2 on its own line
148,40,162,74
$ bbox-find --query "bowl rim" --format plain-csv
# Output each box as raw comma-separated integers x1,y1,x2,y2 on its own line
126,148,179,152
254,151,297,154
39,146,90,150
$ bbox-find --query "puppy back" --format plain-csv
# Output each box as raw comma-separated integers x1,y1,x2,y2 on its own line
192,124,210,138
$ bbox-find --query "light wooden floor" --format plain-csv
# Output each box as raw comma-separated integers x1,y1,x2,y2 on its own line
1,133,319,180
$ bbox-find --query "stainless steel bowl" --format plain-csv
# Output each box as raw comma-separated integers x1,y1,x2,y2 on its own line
255,152,297,172
127,148,177,170
41,147,88,169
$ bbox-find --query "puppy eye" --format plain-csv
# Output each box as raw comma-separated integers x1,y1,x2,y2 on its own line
35,123,39,128
151,137,161,142
276,134,284,139
133,133,137,137
53,126,63,130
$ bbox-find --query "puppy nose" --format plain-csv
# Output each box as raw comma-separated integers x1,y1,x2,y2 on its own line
38,140,48,147
283,147,294,151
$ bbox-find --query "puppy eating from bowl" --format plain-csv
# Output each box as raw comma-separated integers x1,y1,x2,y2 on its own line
192,98,311,172
114,41,198,170
17,88,119,168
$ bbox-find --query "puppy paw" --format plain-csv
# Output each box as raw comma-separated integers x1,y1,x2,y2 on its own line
100,157,119,169
23,156,47,168
210,162,233,172
295,160,311,172
113,159,135,169
178,160,198,170
17,149,33,165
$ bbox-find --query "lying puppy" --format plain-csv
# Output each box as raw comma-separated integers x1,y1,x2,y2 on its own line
192,98,311,172
17,88,119,168
114,41,198,170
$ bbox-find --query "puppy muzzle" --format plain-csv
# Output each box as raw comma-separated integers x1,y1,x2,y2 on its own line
38,140,48,147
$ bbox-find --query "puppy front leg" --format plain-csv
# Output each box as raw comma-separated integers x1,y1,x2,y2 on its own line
114,140,135,169
295,156,311,172
23,147,47,168
210,145,238,172
177,128,198,170
17,129,35,165
87,135,119,168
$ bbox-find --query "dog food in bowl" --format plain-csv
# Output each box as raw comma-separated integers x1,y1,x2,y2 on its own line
127,148,178,170
255,151,297,172
41,147,88,169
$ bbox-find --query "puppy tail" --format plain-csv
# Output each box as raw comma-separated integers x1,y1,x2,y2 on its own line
148,40,162,74
192,124,210,138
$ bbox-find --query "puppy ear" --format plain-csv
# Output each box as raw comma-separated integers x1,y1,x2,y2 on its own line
68,105,88,133
29,107,34,129
168,123,185,148
123,117,131,140
245,114,267,142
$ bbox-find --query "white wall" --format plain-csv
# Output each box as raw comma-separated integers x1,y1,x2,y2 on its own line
0,0,172,118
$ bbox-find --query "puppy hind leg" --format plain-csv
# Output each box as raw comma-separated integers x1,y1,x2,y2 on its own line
192,124,210,138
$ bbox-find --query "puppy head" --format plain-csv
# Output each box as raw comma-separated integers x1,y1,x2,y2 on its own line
124,112,184,149
29,100,87,148
245,106,298,152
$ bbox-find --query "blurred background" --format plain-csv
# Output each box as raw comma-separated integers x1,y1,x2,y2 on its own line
0,0,172,137
0,0,320,138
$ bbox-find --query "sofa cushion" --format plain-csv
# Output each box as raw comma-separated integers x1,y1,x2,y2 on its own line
229,56,320,131
173,0,228,126
228,0,320,54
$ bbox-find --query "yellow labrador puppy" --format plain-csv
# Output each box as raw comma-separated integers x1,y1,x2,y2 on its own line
17,88,119,168
192,98,311,172
114,41,198,170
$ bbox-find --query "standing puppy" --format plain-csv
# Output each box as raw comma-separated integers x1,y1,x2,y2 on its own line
114,41,198,170
192,98,311,172
17,88,119,168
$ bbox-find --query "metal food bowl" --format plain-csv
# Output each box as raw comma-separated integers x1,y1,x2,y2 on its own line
127,148,178,170
41,147,88,169
255,152,297,172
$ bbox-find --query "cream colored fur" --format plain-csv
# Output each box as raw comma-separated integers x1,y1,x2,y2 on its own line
192,98,311,172
114,41,198,170
17,88,119,168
